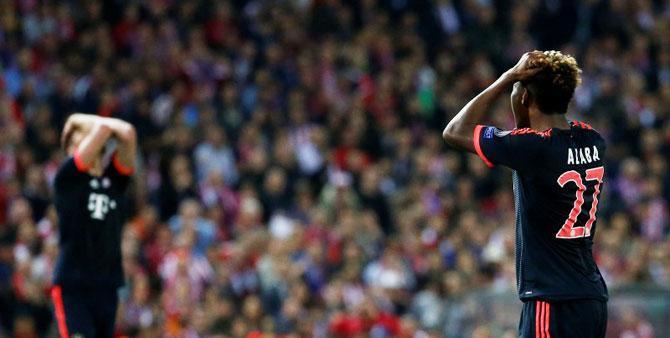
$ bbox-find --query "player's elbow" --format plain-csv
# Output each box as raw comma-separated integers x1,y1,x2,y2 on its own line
120,124,137,144
126,126,137,143
443,120,475,152
442,122,460,146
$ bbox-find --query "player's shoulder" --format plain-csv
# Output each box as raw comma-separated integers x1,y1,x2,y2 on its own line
54,156,88,188
569,120,606,143
569,120,599,134
509,127,553,138
495,127,554,150
55,156,77,177
480,126,551,139
480,126,551,155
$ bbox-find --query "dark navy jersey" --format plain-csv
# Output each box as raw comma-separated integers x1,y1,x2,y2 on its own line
474,121,608,302
53,153,132,289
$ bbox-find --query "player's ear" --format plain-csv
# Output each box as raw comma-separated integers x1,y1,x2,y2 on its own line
521,88,531,108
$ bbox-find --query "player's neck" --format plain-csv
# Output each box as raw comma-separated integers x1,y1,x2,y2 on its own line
529,110,570,131
88,165,104,177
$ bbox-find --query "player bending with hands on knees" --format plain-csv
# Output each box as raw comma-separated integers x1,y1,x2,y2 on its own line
51,113,136,338
443,51,608,338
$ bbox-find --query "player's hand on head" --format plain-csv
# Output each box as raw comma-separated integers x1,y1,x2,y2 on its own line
505,51,543,82
61,118,75,147
61,113,104,149
63,113,97,132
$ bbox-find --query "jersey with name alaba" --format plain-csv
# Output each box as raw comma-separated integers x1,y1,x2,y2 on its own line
474,121,608,302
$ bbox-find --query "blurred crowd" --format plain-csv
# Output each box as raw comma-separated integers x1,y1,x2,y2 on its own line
1,0,669,337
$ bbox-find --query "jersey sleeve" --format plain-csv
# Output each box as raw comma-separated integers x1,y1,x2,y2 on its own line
111,152,134,177
473,125,543,171
54,154,89,191
105,152,133,192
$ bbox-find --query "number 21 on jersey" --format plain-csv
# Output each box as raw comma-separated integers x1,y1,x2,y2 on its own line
555,166,604,239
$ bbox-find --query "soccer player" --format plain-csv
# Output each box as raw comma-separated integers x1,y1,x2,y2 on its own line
442,51,608,337
51,114,136,338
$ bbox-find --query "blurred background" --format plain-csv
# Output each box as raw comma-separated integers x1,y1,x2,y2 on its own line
1,0,669,337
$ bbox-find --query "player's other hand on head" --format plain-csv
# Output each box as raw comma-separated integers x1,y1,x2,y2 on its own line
504,51,543,82
62,114,83,147
61,113,97,145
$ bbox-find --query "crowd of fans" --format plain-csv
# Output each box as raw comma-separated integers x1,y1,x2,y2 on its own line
1,0,669,337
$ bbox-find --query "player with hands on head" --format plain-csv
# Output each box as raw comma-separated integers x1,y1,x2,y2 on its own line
443,51,608,338
52,113,136,338
61,113,137,176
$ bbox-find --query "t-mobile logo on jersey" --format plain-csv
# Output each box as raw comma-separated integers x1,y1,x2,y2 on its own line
87,178,117,220
88,193,117,220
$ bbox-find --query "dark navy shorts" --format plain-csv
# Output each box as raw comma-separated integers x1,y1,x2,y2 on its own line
51,285,119,338
519,299,607,338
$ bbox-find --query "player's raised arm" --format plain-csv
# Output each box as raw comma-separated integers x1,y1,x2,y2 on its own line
103,118,137,173
442,52,541,153
62,114,137,174
63,114,113,169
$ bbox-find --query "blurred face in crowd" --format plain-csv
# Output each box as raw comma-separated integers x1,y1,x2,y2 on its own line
170,155,194,190
179,199,202,225
264,167,287,195
205,125,225,147
9,198,32,225
132,274,150,304
243,295,262,321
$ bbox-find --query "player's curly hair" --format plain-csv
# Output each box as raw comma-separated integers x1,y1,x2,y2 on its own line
525,50,582,114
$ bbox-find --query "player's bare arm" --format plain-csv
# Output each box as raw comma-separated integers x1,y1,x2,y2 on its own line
442,52,542,153
102,118,137,171
62,114,137,171
65,115,113,168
